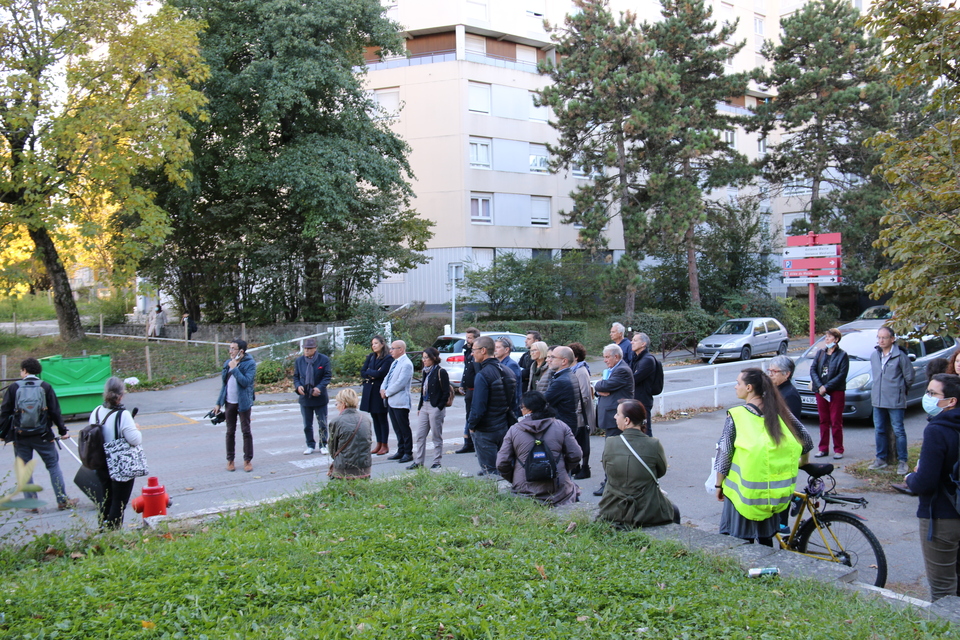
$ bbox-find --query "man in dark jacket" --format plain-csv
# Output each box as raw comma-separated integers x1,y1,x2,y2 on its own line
630,332,657,436
495,337,523,406
293,337,332,455
610,322,633,367
456,327,481,454
466,336,517,475
904,373,960,601
544,346,578,431
518,330,541,391
869,326,915,474
593,343,635,496
214,339,257,472
0,358,78,511
767,355,803,420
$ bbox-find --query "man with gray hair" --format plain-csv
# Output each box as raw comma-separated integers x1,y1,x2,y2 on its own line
630,332,658,436
767,355,802,420
610,322,633,366
466,336,517,475
544,346,578,431
869,326,914,473
381,340,414,464
593,343,635,496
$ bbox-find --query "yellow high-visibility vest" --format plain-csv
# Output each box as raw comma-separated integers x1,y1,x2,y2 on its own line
722,405,802,521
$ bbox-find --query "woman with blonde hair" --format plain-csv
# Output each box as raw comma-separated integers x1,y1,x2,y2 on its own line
526,341,550,392
327,389,372,479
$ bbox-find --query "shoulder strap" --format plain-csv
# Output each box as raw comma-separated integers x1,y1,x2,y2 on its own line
619,434,659,487
331,413,364,460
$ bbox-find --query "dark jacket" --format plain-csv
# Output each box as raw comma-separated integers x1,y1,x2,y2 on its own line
631,348,658,407
617,338,634,367
496,415,581,506
595,359,635,435
360,352,393,414
500,357,523,405
0,376,66,440
462,342,477,389
870,343,915,409
598,429,676,528
293,353,332,407
466,358,517,432
216,354,257,411
778,381,803,420
544,367,578,430
811,347,850,394
518,351,533,391
418,365,451,410
906,409,960,520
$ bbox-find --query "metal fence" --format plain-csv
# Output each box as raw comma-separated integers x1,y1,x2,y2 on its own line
653,356,777,417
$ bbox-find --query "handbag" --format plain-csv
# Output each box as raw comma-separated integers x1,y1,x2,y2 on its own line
104,411,148,482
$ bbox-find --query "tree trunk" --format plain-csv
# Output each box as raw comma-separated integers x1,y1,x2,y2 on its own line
27,225,86,341
617,131,636,322
685,223,701,307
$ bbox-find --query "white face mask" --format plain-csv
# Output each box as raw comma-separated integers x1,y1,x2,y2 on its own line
923,393,946,417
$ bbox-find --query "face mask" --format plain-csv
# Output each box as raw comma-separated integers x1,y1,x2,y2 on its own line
923,393,944,417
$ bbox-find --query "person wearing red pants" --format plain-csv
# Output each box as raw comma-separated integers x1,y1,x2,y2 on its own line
811,328,849,460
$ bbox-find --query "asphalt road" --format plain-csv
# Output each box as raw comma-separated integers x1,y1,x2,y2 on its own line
0,360,934,599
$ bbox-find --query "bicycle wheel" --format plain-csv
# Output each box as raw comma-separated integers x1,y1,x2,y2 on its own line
796,511,887,588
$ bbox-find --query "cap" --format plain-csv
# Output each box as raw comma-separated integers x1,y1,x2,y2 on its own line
303,338,318,349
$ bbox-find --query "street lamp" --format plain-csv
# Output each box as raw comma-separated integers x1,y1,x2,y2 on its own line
448,262,464,334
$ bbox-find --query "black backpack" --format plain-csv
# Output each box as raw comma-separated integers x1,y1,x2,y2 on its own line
524,433,558,482
14,379,48,438
649,354,664,396
78,407,119,470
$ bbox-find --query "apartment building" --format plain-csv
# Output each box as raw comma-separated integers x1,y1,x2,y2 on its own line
367,0,815,307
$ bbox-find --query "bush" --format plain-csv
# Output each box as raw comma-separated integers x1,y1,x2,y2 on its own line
477,320,587,345
346,298,388,346
255,358,285,385
779,297,808,336
393,315,447,351
333,343,368,379
816,303,842,333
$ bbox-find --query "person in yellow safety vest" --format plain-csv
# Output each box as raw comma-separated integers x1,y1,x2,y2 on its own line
714,368,813,546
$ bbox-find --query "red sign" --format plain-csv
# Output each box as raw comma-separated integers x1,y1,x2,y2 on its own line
781,257,841,269
786,232,842,247
784,269,842,278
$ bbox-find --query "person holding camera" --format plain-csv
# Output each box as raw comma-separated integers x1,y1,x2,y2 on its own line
294,337,332,455
213,339,257,472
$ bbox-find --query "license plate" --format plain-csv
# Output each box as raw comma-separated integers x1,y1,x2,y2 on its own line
800,395,817,406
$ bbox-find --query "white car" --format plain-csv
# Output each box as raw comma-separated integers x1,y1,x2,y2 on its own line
695,317,789,362
431,331,528,385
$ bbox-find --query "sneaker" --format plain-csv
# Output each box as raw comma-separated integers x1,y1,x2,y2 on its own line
814,451,828,458
833,453,844,460
303,448,315,455
867,458,888,470
57,498,79,511
320,446,329,455
430,463,442,469
897,461,909,475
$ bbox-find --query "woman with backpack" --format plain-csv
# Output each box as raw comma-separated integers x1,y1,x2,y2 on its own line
597,399,679,528
495,390,582,506
89,377,142,530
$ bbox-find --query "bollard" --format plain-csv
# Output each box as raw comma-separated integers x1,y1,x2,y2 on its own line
146,346,152,382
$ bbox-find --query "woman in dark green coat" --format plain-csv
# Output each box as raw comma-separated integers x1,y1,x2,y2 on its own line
597,399,679,528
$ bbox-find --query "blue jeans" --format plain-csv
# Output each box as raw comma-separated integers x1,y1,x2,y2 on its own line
472,426,508,474
873,407,907,462
300,404,328,449
14,437,70,504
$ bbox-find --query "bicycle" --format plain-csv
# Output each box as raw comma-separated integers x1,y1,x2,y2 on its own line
775,463,888,588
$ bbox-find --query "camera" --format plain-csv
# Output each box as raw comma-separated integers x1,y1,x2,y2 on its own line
204,409,226,425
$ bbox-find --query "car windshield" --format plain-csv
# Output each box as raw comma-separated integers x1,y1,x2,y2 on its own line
715,321,751,335
802,331,877,361
858,306,892,320
433,338,464,354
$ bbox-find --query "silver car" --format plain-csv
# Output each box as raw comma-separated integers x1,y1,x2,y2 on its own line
431,331,528,385
792,319,957,420
696,317,789,362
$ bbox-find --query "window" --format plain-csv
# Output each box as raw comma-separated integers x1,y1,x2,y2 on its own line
722,129,736,146
784,178,809,196
469,137,492,169
373,88,400,118
465,34,486,55
766,320,781,333
532,248,552,260
516,45,538,66
720,2,736,43
468,81,491,113
757,137,767,155
726,186,739,203
529,91,549,121
754,16,764,48
531,197,550,226
470,193,493,224
529,143,549,173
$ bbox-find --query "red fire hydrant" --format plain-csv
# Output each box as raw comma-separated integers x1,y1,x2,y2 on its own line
131,477,172,518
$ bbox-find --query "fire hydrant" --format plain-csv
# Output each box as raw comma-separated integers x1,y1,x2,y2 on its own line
131,477,172,518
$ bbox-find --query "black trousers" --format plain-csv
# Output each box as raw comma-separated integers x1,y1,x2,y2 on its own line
94,466,135,530
388,407,412,456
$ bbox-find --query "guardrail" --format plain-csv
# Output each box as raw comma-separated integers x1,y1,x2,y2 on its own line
653,356,777,417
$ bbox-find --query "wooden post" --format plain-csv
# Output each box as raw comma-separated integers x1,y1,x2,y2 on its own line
146,346,152,382
12,311,16,336
1,355,6,381
184,319,188,344
215,332,220,368
241,322,247,342
99,313,104,337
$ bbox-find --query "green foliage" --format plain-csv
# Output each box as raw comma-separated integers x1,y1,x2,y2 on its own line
346,298,389,346
0,294,56,322
2,473,950,638
140,0,432,324
254,358,285,385
0,0,209,340
477,320,588,345
393,315,447,352
333,343,368,379
85,290,136,326
863,1,960,335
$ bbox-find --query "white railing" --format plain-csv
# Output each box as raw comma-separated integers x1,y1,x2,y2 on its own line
653,356,778,416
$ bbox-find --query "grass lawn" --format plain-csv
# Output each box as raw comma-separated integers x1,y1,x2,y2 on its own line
0,473,952,639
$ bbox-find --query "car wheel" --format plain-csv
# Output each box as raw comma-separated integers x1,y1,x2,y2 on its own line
740,346,752,361
777,341,788,356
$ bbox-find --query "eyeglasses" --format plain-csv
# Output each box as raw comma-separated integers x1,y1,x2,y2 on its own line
471,347,483,353
545,355,555,360
926,389,945,398
767,369,784,375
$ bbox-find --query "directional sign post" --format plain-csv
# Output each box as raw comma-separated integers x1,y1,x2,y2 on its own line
783,232,843,344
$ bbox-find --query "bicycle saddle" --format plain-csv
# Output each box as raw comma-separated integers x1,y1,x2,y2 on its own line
800,463,833,478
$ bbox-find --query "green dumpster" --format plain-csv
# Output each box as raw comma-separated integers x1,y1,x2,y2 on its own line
39,354,112,415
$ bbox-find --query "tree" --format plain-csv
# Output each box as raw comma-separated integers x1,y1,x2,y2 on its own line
540,0,751,317
140,0,432,323
862,0,960,335
0,0,208,340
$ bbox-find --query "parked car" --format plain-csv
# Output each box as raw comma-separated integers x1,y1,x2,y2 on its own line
856,305,893,320
792,319,957,420
431,331,528,385
695,317,789,362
